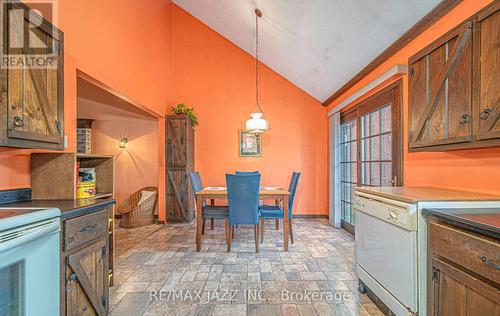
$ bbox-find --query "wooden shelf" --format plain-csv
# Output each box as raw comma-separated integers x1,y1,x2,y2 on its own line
79,193,113,200
77,153,114,159
30,152,115,288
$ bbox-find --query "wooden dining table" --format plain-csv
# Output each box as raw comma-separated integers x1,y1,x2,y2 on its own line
195,186,291,252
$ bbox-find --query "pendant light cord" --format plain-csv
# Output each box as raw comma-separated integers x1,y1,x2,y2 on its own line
255,9,263,113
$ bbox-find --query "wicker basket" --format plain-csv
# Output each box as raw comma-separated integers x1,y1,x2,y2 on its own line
117,186,158,228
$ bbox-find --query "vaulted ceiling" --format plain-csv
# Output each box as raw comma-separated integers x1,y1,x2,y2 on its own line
172,0,442,102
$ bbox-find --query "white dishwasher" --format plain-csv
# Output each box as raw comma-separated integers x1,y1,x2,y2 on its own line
354,191,418,316
353,187,500,316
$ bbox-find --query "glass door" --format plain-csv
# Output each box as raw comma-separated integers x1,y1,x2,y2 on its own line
361,105,394,187
339,81,403,234
340,118,357,232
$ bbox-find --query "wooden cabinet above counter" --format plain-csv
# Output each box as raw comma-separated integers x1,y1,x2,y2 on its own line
0,1,64,150
408,1,499,152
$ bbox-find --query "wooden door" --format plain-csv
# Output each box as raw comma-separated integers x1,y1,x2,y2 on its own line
429,258,500,316
166,170,194,221
408,21,473,150
166,116,188,167
65,238,109,316
165,115,194,222
473,2,500,141
1,2,64,149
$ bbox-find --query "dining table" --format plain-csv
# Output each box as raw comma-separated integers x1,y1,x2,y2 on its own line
195,186,291,252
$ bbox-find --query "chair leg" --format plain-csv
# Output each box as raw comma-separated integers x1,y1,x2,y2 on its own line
202,218,206,235
225,218,231,252
275,219,279,230
289,218,294,244
254,224,259,253
231,225,235,239
260,218,265,243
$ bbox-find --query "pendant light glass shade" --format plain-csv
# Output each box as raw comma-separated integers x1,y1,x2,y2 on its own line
245,112,268,133
245,8,269,134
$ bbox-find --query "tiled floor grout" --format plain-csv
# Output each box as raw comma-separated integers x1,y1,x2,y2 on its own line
109,218,383,316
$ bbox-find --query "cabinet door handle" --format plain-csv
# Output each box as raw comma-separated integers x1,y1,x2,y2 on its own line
480,108,492,120
69,273,78,281
13,116,23,127
80,223,97,232
479,256,500,270
459,114,471,124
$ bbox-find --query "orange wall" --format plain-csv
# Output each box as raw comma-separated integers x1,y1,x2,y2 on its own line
91,118,159,206
0,0,171,219
171,6,328,214
326,0,500,195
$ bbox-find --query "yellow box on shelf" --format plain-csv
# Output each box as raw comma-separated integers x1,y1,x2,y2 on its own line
76,182,96,198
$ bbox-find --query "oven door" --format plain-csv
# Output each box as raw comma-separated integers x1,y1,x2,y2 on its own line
0,218,60,316
355,210,417,312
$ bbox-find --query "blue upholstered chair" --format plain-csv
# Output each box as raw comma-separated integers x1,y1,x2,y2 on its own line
187,172,228,235
259,172,301,244
226,173,261,252
235,171,260,175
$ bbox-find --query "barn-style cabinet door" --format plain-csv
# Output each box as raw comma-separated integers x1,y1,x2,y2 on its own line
166,115,195,222
408,1,500,152
408,21,473,150
473,2,500,141
65,238,109,316
0,1,64,150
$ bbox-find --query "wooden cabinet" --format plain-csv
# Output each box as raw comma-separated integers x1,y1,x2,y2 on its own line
473,3,500,141
62,208,111,316
31,153,114,200
30,153,116,287
165,115,194,222
428,220,500,316
0,1,64,150
409,2,499,151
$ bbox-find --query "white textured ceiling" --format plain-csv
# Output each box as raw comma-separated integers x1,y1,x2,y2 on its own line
172,0,441,102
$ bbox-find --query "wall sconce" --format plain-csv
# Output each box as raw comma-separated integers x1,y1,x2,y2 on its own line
119,137,128,148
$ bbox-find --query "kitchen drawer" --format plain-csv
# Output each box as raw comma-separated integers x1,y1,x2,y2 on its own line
429,221,500,285
64,209,108,251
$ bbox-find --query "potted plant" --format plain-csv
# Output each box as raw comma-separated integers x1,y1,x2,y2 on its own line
171,103,198,127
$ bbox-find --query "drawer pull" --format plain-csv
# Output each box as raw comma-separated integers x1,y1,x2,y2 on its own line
13,116,23,127
459,114,470,124
80,224,98,233
479,256,500,270
480,108,492,120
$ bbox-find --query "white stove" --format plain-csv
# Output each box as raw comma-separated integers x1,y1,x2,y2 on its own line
0,207,61,316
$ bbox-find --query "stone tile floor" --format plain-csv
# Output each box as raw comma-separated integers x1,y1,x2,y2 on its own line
110,218,383,316
115,222,163,257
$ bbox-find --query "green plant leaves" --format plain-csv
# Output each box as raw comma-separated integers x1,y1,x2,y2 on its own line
171,103,198,127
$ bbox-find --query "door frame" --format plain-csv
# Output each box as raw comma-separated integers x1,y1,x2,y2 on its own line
339,79,404,233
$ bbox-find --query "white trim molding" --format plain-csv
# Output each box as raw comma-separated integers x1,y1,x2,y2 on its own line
327,64,407,117
329,112,341,228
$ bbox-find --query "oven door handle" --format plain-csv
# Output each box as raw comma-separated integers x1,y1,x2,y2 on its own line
0,219,60,253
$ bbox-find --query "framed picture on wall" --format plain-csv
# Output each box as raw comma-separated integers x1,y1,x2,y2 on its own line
239,130,261,157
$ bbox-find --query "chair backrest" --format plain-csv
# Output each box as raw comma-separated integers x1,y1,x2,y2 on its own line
288,172,301,216
226,174,260,225
187,172,203,198
235,171,259,175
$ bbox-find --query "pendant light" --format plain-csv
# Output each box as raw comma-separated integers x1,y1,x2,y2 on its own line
245,8,269,134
